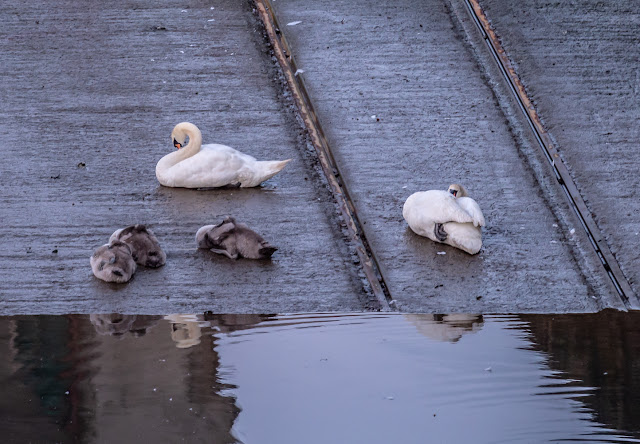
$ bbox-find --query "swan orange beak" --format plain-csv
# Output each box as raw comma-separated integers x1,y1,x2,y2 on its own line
449,189,457,197
173,139,182,150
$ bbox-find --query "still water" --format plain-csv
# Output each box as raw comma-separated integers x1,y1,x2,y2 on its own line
0,312,639,443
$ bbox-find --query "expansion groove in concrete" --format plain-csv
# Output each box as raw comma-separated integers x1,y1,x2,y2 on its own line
0,0,368,314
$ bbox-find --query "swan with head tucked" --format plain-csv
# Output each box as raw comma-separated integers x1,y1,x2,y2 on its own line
90,241,137,283
156,122,291,188
109,224,166,268
196,216,278,260
402,184,486,254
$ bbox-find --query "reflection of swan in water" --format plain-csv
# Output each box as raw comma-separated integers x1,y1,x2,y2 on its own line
90,314,162,338
404,314,484,343
164,314,212,349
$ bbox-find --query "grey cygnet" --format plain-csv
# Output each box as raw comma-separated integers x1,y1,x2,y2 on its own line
110,224,166,268
90,241,137,283
196,216,278,260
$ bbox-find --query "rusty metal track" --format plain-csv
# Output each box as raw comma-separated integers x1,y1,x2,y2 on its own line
463,0,639,310
255,0,392,311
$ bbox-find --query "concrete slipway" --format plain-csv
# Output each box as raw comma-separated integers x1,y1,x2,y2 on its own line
268,0,627,312
0,0,634,313
0,0,370,314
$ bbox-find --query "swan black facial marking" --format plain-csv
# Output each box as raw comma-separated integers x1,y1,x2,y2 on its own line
449,189,457,197
434,223,448,242
173,139,182,149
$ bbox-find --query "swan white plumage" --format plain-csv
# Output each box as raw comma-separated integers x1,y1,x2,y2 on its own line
156,122,291,188
403,184,485,254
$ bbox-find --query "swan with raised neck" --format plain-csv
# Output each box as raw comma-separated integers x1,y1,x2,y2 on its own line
156,122,291,188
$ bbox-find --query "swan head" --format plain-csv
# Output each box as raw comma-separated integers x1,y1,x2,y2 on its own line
170,122,200,150
447,184,468,198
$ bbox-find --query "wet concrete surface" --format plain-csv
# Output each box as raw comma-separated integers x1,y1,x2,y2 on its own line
0,0,370,313
269,0,618,311
477,0,640,297
2,312,640,443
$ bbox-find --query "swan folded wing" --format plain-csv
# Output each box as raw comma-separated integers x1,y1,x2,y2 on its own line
429,192,475,225
176,148,246,187
403,191,474,226
456,197,485,227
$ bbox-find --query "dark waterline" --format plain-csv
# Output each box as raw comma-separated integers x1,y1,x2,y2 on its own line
0,312,639,443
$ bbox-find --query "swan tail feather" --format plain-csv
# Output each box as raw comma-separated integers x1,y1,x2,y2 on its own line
240,159,291,187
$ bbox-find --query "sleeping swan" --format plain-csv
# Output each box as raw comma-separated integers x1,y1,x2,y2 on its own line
402,184,485,255
156,122,291,188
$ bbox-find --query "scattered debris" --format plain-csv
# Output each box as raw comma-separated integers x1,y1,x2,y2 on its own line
52,249,58,254
385,396,394,400
437,251,446,255
569,228,575,235
207,19,215,22
552,224,558,227
51,174,60,179
294,69,305,76
287,21,302,26
484,367,492,372
476,295,482,300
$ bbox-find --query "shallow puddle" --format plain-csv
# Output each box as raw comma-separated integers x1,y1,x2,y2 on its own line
0,312,639,443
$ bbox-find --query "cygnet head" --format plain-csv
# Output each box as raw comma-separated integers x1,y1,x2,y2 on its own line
90,241,137,283
447,184,468,198
170,122,199,150
112,225,166,268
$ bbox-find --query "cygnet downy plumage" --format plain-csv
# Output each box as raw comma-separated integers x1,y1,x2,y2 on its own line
196,216,278,260
403,184,486,254
90,241,137,283
110,224,166,268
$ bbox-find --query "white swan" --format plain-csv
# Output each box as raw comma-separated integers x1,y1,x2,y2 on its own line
403,184,485,254
156,122,291,188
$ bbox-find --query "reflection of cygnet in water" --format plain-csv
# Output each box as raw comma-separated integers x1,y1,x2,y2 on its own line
109,224,166,268
196,216,277,260
90,314,162,338
90,241,137,283
164,314,211,349
91,314,135,336
404,314,484,343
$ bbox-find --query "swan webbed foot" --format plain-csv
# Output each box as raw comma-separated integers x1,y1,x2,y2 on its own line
434,223,448,242
210,248,239,260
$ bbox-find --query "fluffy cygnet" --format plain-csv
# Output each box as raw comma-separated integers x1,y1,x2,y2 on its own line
90,241,137,283
110,224,166,268
196,216,278,260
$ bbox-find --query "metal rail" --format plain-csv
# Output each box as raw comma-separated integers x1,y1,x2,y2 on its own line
255,0,392,311
463,0,639,309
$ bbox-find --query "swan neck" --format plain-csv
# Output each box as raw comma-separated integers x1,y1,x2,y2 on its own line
182,124,202,154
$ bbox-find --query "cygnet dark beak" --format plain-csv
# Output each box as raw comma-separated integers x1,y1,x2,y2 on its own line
173,139,182,150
